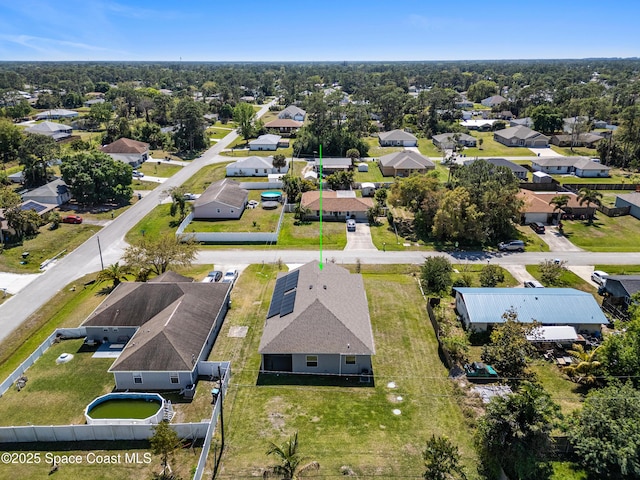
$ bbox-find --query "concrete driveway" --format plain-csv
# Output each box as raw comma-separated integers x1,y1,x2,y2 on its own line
345,223,376,250
502,265,538,286
529,147,565,157
567,265,602,288
537,226,583,252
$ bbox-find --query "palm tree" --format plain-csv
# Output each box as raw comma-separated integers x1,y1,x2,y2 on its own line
549,194,569,223
264,431,319,480
577,187,603,224
563,344,601,385
96,262,130,289
168,187,188,222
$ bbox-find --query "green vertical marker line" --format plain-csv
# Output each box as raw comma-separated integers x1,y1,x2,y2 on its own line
319,144,323,270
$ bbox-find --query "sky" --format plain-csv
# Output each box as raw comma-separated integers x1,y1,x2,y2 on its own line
0,0,638,62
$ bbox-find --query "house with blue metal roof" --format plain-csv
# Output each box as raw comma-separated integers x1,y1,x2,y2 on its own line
454,288,607,333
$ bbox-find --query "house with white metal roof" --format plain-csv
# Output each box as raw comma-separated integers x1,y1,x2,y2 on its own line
226,156,289,177
454,287,607,332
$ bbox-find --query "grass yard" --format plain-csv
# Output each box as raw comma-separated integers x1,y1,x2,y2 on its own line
0,223,99,273
452,263,518,288
353,161,391,183
131,178,160,190
595,264,640,275
137,161,182,178
186,192,282,234
125,204,175,243
221,137,295,158
181,162,232,193
209,265,481,479
0,339,115,426
552,172,629,184
463,131,533,157
515,225,551,252
369,217,428,251
525,265,598,295
549,145,599,157
362,136,404,158
561,214,640,252
207,126,234,140
529,359,586,415
549,461,588,480
416,140,442,157
277,214,347,249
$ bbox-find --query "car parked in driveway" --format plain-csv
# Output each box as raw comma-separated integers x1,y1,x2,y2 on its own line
132,170,144,178
524,280,544,288
346,219,356,232
61,215,83,224
222,269,238,284
207,270,223,282
529,222,545,233
591,270,609,286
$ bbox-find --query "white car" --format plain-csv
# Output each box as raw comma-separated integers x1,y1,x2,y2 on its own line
183,193,197,200
222,269,238,284
591,270,609,286
132,170,144,178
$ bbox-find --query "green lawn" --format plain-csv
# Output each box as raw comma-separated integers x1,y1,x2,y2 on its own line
209,265,481,479
552,173,630,184
463,131,533,157
452,264,518,288
595,264,640,275
0,339,115,426
186,192,282,234
515,225,551,252
207,126,234,140
353,161,391,183
137,162,182,178
0,223,100,273
525,265,598,295
131,178,160,190
550,462,588,480
529,359,586,415
416,141,442,157
221,137,295,158
362,136,404,158
549,145,599,157
277,214,347,249
125,203,175,244
369,217,428,251
181,162,232,193
561,214,640,252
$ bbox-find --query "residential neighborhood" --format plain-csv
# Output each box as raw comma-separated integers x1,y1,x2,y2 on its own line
2,51,640,480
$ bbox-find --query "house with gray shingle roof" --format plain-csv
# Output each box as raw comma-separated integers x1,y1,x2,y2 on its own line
259,261,375,375
493,125,550,147
193,179,248,219
463,158,528,180
550,133,604,148
531,157,610,178
480,95,507,107
35,108,79,120
378,151,435,177
25,121,72,141
22,178,71,206
378,129,418,147
432,133,477,150
278,105,306,121
615,192,640,220
82,273,231,390
226,156,289,177
601,275,640,316
249,134,284,151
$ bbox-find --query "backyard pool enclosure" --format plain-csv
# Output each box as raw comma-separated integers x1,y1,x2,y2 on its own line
85,392,173,425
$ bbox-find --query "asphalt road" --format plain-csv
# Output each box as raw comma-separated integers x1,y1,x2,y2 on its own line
0,101,274,347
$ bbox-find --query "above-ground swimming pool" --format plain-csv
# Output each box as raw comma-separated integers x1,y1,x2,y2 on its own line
261,191,282,202
85,393,171,425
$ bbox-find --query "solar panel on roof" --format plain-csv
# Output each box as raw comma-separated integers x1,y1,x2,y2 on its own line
279,290,297,317
20,201,47,213
284,269,299,292
267,276,288,318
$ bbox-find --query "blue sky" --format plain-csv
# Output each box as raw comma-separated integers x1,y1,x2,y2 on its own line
0,0,638,61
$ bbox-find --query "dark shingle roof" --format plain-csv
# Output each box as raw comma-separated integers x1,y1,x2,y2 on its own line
194,179,248,209
259,261,375,355
378,151,434,170
603,276,640,299
83,279,230,372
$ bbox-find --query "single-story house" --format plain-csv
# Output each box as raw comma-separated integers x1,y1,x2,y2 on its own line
378,129,418,147
480,95,507,107
361,182,376,197
278,105,306,122
249,134,285,151
100,138,150,167
563,116,590,133
600,275,640,314
454,287,608,332
455,100,474,109
35,109,79,120
264,118,303,135
22,178,71,206
226,156,289,177
25,121,72,141
615,192,640,220
531,157,610,178
497,110,514,120
378,151,435,177
432,133,477,150
463,158,528,180
7,171,24,183
193,179,248,220
493,126,550,147
300,190,374,222
82,272,231,391
0,201,55,243
83,98,105,108
518,190,592,224
509,117,534,128
259,261,375,375
460,119,496,130
314,157,352,174
550,133,604,148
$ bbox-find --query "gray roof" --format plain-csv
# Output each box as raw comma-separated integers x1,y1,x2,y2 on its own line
259,261,375,356
249,134,281,146
378,151,434,169
432,133,476,145
35,108,78,118
494,125,548,141
617,192,640,207
552,133,603,144
23,178,68,198
25,121,72,135
533,157,610,171
603,276,640,299
482,95,507,105
149,271,194,283
378,129,417,142
464,158,528,174
227,156,275,169
194,179,248,209
279,105,306,118
82,279,230,372
314,157,352,169
454,288,608,326
510,117,534,127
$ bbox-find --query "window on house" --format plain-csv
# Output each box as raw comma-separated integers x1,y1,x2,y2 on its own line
170,373,179,384
306,355,318,367
133,373,143,384
345,355,356,365
255,169,259,173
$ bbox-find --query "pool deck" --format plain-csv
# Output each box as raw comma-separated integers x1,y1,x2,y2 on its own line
92,342,126,358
